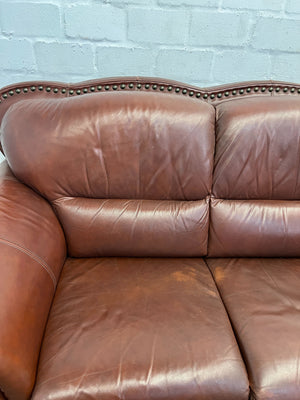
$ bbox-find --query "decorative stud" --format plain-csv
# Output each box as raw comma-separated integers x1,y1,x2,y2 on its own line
105,85,110,90
254,87,259,92
145,84,150,89
53,88,59,93
298,89,300,94
90,86,95,92
269,87,273,92
232,90,237,95
23,87,28,93
69,89,74,95
129,83,134,88
261,87,266,92
97,85,102,90
76,89,81,95
121,84,126,89
175,88,180,93
83,88,88,93
276,87,280,92
217,93,222,98
239,89,244,94
168,86,172,91
189,91,194,96
203,93,208,99
160,86,164,91
38,86,43,91
182,89,187,94
16,88,21,94
152,84,157,90
291,88,295,93
196,93,201,98
46,87,51,92
137,83,142,89
30,86,36,92
61,88,66,93
9,90,14,96
246,88,251,93
112,85,118,90
210,94,215,99
283,87,288,92
225,91,229,97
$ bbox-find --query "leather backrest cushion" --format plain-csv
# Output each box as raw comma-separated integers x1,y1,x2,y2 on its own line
209,96,300,257
1,92,215,257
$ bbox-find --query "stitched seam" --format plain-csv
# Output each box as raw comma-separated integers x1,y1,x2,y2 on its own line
0,237,56,290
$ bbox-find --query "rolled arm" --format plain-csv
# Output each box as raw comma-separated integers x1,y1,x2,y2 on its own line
0,162,66,400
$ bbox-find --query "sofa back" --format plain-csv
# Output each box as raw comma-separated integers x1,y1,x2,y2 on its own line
1,77,300,258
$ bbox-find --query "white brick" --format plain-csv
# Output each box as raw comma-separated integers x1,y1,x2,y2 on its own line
65,5,126,41
128,8,189,44
34,42,95,74
190,11,249,46
0,2,61,37
272,53,300,82
0,39,35,71
156,49,213,83
213,51,271,82
97,47,156,76
222,0,282,11
158,0,218,6
253,17,300,52
286,0,300,13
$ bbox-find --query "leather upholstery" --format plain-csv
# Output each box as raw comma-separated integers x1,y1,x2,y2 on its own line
1,92,215,201
207,258,300,400
0,162,66,400
32,257,249,400
209,96,300,256
0,78,300,400
53,197,209,257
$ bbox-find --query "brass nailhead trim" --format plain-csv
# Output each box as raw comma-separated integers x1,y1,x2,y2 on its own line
1,82,300,106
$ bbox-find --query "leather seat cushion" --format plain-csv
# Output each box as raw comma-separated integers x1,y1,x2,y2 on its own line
207,258,300,400
32,257,249,400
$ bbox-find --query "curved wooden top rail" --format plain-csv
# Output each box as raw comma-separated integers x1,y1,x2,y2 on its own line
1,76,300,153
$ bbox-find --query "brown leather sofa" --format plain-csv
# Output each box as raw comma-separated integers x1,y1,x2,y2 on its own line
0,77,299,400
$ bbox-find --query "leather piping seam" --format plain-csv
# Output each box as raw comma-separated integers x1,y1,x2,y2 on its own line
0,237,56,290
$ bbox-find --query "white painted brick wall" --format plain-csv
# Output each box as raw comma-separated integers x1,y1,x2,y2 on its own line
0,0,300,89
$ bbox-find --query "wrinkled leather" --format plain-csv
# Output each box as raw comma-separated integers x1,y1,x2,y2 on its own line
213,96,300,199
209,199,300,257
32,257,249,400
0,161,66,400
53,197,209,257
1,92,215,201
207,258,300,400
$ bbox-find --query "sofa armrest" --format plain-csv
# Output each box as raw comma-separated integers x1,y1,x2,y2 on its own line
0,162,66,400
